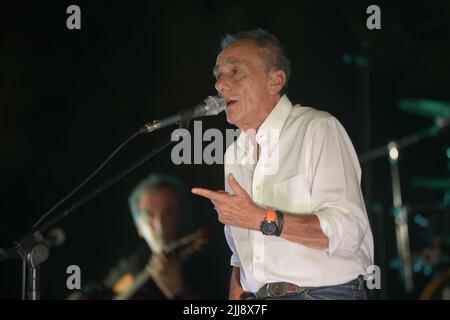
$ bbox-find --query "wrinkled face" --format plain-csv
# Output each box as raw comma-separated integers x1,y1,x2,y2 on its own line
214,39,281,131
135,188,183,253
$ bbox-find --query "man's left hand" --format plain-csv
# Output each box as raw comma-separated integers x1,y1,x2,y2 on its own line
191,174,266,230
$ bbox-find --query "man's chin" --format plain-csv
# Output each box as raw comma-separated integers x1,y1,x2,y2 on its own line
225,110,239,126
144,237,165,254
225,115,236,125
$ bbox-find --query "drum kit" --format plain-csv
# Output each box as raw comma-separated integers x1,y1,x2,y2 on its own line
360,98,450,299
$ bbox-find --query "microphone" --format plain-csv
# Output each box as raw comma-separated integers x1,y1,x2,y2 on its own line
42,227,66,248
140,95,227,133
0,228,66,262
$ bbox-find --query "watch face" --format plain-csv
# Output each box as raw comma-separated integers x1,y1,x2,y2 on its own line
261,221,277,235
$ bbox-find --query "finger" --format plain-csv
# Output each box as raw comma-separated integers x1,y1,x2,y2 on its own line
227,174,247,197
151,256,163,271
192,188,231,202
214,190,228,207
157,254,168,265
154,253,165,263
213,197,232,211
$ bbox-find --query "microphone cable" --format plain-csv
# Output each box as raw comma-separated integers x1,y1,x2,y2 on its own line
32,130,142,228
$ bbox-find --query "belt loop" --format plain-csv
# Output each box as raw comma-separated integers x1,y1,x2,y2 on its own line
357,275,364,290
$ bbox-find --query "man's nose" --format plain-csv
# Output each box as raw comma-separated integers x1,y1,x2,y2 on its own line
215,76,231,96
147,214,160,229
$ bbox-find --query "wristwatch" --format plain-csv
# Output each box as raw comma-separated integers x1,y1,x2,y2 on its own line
260,210,283,236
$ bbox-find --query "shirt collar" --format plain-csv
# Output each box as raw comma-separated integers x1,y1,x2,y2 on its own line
237,94,293,155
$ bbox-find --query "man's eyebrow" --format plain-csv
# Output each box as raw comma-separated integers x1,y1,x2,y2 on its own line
213,64,220,76
213,58,241,76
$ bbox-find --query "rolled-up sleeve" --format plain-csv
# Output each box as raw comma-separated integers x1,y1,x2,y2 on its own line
307,117,369,257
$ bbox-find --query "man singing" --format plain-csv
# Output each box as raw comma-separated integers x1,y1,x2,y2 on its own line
192,29,374,300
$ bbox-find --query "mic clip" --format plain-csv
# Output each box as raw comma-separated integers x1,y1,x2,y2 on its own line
142,120,161,134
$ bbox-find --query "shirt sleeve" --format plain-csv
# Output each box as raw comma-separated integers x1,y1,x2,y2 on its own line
306,116,369,258
224,224,242,268
223,150,242,268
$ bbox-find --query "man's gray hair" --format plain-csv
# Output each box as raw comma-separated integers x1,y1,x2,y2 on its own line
128,173,195,233
220,28,291,94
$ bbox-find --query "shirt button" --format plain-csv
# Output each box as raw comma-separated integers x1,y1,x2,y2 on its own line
256,133,265,143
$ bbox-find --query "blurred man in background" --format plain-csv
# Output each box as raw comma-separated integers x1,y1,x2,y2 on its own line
69,173,228,299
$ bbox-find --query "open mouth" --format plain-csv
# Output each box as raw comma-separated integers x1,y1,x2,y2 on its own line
225,99,238,107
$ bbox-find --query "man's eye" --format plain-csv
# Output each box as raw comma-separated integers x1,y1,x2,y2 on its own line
232,68,239,75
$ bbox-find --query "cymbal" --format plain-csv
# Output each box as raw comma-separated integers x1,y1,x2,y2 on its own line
398,99,450,119
410,177,450,190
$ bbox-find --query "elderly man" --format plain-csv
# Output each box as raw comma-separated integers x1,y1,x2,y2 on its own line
192,29,374,300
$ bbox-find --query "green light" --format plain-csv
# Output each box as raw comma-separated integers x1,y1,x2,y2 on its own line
371,202,383,214
389,259,400,269
413,262,421,273
410,177,450,190
360,41,369,50
398,99,450,119
354,55,368,67
413,214,429,228
391,208,401,218
446,147,450,159
341,53,352,65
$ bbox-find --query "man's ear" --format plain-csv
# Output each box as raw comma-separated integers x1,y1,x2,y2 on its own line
268,69,286,95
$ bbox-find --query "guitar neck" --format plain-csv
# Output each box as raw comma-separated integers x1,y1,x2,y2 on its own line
113,265,152,300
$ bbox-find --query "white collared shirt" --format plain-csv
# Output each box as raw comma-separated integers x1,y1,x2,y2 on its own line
224,95,374,293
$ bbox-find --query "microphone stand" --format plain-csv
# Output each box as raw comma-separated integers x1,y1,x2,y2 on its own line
358,122,445,165
1,116,193,300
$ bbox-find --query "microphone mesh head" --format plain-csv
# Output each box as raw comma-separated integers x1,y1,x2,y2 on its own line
204,95,227,115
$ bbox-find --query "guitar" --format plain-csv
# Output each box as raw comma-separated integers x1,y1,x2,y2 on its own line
113,227,211,300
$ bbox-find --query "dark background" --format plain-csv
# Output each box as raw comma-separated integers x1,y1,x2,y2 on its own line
0,0,449,299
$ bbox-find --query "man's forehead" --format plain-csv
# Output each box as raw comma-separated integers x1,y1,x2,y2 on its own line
214,57,241,72
215,40,263,70
139,189,177,204
217,41,255,60
216,56,241,64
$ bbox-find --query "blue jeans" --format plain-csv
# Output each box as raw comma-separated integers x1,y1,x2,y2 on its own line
262,276,368,300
